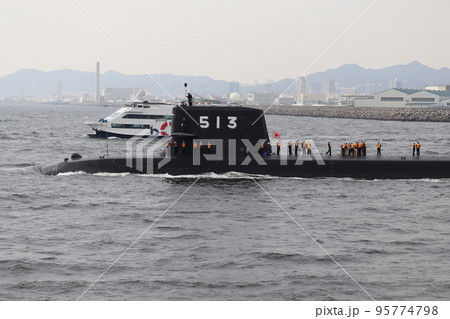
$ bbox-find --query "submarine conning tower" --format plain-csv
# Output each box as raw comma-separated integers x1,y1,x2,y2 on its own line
169,105,272,158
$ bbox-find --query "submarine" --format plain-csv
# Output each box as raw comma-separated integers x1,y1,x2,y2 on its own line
38,100,450,179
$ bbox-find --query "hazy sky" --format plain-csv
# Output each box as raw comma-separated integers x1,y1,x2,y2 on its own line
1,0,450,84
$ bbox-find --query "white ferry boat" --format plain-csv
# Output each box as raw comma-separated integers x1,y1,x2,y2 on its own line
85,101,173,138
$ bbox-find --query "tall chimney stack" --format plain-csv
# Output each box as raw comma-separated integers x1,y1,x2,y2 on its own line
95,61,100,104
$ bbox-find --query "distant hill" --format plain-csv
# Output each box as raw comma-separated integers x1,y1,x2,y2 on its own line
0,69,229,98
1,61,450,98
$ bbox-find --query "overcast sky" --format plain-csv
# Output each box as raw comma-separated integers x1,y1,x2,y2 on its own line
1,0,449,84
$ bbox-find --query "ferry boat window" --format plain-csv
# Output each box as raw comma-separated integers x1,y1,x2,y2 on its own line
122,114,171,120
111,123,150,129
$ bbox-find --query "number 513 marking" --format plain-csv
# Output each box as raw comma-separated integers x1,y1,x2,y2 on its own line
199,116,237,129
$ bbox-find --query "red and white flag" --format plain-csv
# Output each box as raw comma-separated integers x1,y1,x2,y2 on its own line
272,131,281,139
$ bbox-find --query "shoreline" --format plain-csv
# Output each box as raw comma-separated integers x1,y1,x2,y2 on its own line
249,105,450,123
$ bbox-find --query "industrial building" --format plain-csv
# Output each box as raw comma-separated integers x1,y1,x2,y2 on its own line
103,88,141,102
354,88,450,108
246,92,280,105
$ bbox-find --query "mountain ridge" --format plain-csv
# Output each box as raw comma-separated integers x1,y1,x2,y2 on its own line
2,61,450,98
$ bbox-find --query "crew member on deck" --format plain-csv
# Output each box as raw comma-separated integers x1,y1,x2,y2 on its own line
302,140,306,155
295,141,299,156
412,143,416,156
259,142,265,154
288,141,293,156
173,140,179,155
349,142,355,156
416,142,421,156
326,141,331,155
377,142,381,156
181,140,186,155
307,142,312,155
341,143,346,156
276,141,281,155
166,140,171,156
362,141,367,156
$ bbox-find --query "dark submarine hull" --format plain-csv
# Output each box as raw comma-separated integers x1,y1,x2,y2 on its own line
37,154,450,179
38,105,450,179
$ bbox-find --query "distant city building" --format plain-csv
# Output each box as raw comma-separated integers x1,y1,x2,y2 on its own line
365,83,382,95
296,76,307,94
322,79,335,94
275,96,295,106
228,81,240,94
339,87,358,95
389,78,402,89
229,92,242,102
103,88,140,101
296,93,328,106
247,92,280,105
354,88,450,108
424,85,450,91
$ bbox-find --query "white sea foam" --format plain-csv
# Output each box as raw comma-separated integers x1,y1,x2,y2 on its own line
57,171,86,176
93,172,130,177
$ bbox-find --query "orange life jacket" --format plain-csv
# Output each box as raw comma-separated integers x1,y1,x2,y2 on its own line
277,142,280,147
416,143,420,149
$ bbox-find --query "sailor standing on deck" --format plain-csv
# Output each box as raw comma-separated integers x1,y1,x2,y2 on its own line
181,140,186,155
276,141,281,155
349,142,355,156
295,141,299,156
302,140,306,156
412,142,416,156
416,142,421,156
326,141,331,155
307,142,312,155
377,142,382,156
288,140,293,156
173,140,179,155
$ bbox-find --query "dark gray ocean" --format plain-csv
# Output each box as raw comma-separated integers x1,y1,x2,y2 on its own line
1,103,449,301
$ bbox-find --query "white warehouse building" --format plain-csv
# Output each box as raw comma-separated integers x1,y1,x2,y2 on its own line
354,88,450,108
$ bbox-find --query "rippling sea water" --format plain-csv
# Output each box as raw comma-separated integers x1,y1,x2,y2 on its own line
0,103,449,300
